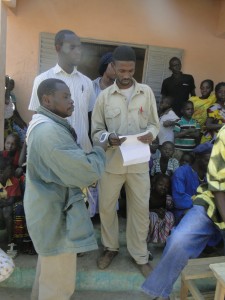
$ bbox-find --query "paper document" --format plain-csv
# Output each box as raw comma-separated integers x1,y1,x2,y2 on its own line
119,132,151,166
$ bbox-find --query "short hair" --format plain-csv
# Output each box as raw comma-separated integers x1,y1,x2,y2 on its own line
55,29,76,46
161,141,175,149
37,78,67,103
169,57,181,66
180,152,195,164
112,46,136,62
182,100,193,110
200,79,214,91
215,82,225,94
152,173,171,188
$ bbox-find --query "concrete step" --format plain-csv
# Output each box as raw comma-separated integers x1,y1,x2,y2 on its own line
0,288,154,300
0,217,218,296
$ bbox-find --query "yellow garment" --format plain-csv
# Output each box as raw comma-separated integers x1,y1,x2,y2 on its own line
200,102,225,143
189,94,216,128
193,126,225,230
0,179,13,199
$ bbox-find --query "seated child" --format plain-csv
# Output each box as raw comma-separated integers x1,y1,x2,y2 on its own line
179,152,195,166
149,136,161,171
151,141,179,177
148,174,175,244
174,101,201,157
158,96,179,145
0,155,21,258
4,89,15,139
3,133,21,169
172,142,212,225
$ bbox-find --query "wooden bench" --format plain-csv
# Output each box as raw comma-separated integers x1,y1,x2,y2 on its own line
180,256,225,300
209,263,225,300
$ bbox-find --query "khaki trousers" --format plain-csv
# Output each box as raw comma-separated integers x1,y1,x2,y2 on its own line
31,253,77,300
98,172,150,264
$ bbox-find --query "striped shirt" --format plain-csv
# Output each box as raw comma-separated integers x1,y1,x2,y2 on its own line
28,64,95,153
193,126,225,230
173,117,200,151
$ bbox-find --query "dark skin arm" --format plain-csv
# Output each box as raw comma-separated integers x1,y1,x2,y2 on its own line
174,128,200,139
204,117,223,131
190,88,196,97
163,119,180,127
109,132,153,146
108,133,126,146
213,191,225,223
0,196,16,208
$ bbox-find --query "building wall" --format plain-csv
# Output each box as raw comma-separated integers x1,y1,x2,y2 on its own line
6,0,224,123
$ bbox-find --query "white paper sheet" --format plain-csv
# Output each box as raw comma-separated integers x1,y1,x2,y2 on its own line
119,132,151,166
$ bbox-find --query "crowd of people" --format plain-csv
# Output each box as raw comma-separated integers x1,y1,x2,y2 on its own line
1,29,225,300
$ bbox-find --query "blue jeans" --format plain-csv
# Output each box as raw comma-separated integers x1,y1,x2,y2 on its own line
142,205,223,298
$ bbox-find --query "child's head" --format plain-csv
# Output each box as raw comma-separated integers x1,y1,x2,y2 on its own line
181,101,194,120
0,155,13,184
215,82,225,103
4,133,20,153
150,136,159,153
152,173,171,196
159,96,174,113
179,152,195,166
200,79,214,99
160,141,174,159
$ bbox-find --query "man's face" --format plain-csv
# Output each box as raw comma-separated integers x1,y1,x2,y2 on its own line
112,61,135,89
47,83,74,118
169,59,182,74
59,34,82,66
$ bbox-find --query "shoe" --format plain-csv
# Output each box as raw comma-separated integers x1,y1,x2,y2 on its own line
97,250,118,270
137,262,153,277
77,252,85,257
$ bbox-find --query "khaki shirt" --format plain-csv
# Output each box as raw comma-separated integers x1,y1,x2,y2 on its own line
92,80,159,174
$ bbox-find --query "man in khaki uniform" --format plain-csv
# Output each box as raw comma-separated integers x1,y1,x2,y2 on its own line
91,46,159,277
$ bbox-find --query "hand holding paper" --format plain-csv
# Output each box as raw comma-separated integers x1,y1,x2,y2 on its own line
119,131,151,166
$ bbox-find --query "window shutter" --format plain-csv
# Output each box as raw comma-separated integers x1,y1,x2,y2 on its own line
143,46,183,104
39,32,56,74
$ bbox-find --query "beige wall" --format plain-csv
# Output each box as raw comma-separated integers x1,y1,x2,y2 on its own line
6,0,225,123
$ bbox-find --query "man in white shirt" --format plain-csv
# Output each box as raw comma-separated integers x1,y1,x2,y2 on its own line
29,29,95,153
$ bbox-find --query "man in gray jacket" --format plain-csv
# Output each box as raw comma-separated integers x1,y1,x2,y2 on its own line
24,78,106,300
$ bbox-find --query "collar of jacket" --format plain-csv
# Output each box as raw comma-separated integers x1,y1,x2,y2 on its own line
110,78,145,95
37,106,73,133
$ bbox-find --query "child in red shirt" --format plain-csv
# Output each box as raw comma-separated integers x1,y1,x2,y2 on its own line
0,155,21,258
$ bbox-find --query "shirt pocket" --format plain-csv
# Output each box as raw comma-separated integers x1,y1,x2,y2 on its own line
138,110,148,129
105,107,121,130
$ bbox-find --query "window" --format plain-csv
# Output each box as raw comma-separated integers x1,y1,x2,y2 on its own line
39,32,183,103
